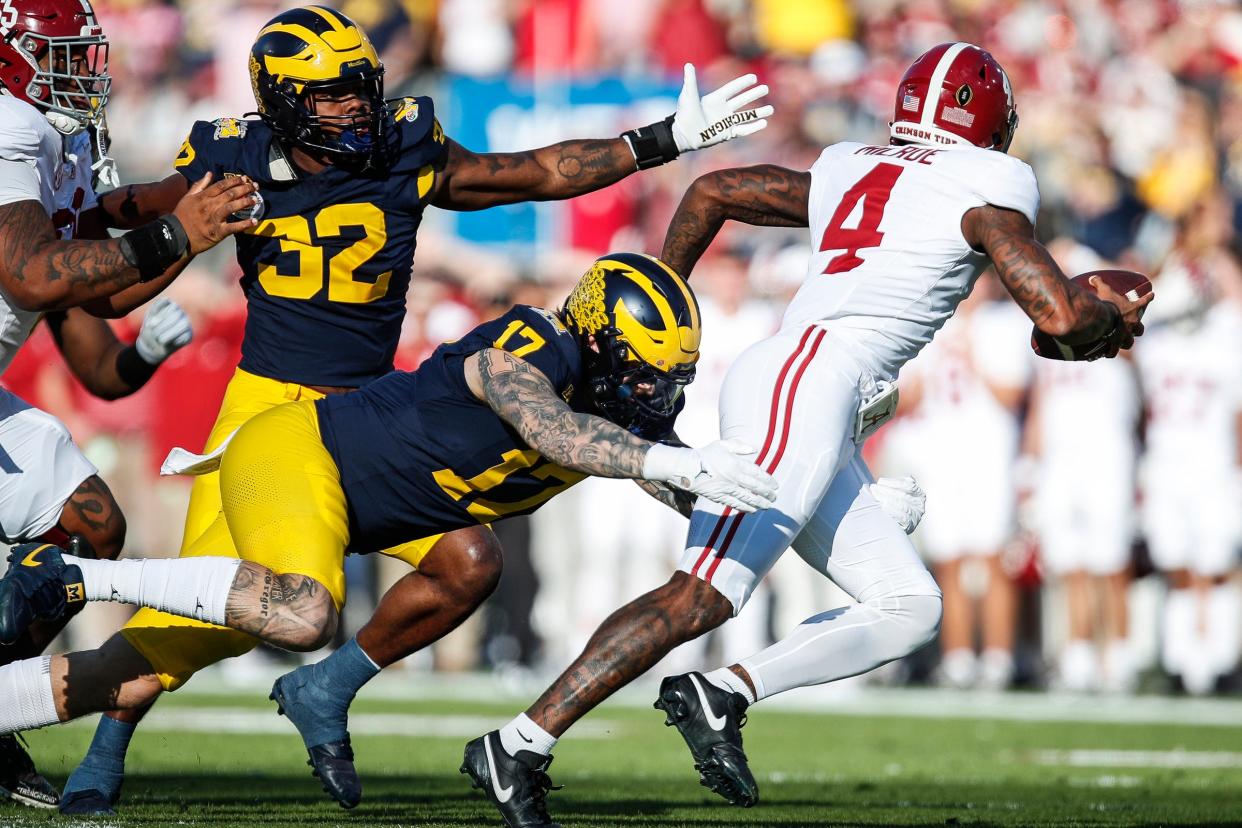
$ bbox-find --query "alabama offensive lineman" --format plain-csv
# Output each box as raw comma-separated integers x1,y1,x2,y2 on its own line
0,0,254,805
464,42,1151,827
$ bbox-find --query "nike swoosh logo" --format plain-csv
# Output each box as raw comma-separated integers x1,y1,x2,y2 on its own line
516,730,534,744
21,544,52,567
484,734,515,804
689,674,728,731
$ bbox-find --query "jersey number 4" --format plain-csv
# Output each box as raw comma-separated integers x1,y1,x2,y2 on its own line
819,162,903,274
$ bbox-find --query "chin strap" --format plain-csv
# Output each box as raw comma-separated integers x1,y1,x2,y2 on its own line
90,118,120,189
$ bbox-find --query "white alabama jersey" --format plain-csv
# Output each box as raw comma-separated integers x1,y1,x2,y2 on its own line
1134,302,1242,472
0,96,99,375
783,141,1039,381
1034,357,1139,462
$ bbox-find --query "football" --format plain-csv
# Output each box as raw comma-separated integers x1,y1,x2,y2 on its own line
1030,269,1153,361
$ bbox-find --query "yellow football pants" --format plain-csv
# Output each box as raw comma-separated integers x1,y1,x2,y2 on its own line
122,369,442,690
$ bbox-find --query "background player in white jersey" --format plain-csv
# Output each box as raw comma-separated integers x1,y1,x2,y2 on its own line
0,0,252,806
897,276,1030,690
1134,244,1242,696
464,42,1151,827
1026,326,1140,693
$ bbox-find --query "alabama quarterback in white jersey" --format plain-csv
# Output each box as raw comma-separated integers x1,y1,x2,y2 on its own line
468,42,1150,827
0,0,254,807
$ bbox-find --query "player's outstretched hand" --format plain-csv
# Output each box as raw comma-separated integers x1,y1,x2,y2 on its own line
1091,275,1153,357
135,297,193,365
644,439,778,513
671,64,773,153
173,173,261,255
867,476,926,534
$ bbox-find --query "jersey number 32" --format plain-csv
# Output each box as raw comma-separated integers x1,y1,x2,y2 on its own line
251,202,392,303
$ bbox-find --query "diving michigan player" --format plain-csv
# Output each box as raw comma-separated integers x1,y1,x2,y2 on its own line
72,4,775,814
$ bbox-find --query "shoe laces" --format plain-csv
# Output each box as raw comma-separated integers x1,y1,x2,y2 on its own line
726,694,749,729
523,760,563,822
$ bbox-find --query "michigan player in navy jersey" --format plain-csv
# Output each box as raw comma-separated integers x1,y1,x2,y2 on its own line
68,4,774,814
0,255,778,812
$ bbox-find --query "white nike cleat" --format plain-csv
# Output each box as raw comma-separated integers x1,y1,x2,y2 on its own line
461,730,561,828
654,671,758,807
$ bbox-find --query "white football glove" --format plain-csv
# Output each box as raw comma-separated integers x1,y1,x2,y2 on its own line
671,63,774,153
867,475,926,534
135,297,193,365
643,439,778,514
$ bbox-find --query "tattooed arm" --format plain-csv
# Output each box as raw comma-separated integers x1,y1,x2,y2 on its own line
962,205,1149,348
464,347,654,477
0,175,255,312
97,174,189,229
0,199,144,311
431,137,639,211
661,165,811,277
72,204,189,319
634,479,696,518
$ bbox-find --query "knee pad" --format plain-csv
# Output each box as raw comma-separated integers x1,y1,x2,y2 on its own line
864,593,943,660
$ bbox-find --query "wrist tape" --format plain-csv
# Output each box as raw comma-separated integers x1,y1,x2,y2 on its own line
621,115,680,170
119,216,189,282
116,345,159,387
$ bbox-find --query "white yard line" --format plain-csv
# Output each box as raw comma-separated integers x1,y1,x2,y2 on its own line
1033,749,1242,769
173,667,1242,728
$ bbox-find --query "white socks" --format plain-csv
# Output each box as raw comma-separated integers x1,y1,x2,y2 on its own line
498,713,557,758
702,667,756,704
67,555,240,626
0,656,59,734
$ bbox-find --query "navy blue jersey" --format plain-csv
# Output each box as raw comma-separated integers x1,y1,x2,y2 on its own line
316,305,593,551
173,97,445,387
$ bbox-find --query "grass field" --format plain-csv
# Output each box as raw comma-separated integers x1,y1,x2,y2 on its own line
3,679,1240,827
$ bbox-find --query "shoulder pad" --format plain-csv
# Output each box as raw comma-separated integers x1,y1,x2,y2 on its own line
527,306,570,336
175,117,272,179
0,97,54,163
386,96,444,173
209,117,250,140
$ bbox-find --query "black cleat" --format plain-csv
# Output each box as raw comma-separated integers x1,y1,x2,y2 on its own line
269,680,361,809
0,543,85,645
0,735,60,809
654,671,758,807
461,731,561,828
58,788,117,816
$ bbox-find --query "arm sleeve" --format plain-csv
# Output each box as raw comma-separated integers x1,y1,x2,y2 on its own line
0,159,42,207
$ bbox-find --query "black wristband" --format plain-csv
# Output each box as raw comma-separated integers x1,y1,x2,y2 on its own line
620,114,680,170
118,216,189,283
1082,303,1124,360
116,344,158,389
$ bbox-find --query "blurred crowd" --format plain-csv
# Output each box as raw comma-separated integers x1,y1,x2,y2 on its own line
7,0,1242,695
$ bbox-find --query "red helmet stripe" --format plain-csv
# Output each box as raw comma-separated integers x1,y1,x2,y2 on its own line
919,42,970,129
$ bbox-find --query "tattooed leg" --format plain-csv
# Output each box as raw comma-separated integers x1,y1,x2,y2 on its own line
0,476,128,664
527,572,733,736
58,475,127,559
223,562,338,652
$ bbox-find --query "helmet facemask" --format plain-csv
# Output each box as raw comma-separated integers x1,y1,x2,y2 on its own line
260,64,390,167
585,327,695,432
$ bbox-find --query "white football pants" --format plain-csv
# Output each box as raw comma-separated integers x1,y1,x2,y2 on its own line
677,324,943,701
